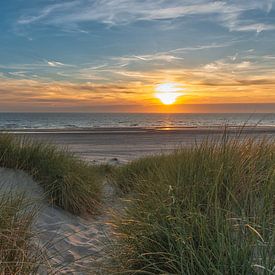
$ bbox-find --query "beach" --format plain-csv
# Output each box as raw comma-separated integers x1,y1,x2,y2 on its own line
0,126,274,274
2,0,275,272
5,126,275,163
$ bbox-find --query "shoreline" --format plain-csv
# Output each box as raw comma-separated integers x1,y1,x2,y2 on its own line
1,125,275,134
1,126,274,163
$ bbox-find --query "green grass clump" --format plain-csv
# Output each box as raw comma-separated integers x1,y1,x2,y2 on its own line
111,137,275,274
0,193,47,274
112,155,165,193
0,134,101,215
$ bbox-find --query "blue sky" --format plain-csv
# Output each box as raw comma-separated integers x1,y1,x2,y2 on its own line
0,0,275,112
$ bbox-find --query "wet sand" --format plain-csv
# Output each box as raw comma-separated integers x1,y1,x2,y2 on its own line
3,126,275,163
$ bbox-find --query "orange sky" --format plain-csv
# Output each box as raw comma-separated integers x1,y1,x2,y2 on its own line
1,64,275,112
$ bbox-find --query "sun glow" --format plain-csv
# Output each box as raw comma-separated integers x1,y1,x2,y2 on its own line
155,83,184,105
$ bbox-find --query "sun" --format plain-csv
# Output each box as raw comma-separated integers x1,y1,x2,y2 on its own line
155,83,184,105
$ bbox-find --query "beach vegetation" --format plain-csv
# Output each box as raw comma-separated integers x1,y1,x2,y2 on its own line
0,192,47,274
111,136,275,274
0,134,102,215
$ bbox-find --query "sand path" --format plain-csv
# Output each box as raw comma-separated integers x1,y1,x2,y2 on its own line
0,167,119,274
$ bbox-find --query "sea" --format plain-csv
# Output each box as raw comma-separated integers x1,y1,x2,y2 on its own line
0,113,274,130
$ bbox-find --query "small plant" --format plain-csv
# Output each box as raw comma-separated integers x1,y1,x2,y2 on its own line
0,134,102,214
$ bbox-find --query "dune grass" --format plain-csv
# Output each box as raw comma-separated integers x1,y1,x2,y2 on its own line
111,137,275,274
0,134,102,215
0,192,47,274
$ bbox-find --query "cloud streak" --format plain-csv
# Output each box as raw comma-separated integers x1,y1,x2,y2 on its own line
17,0,275,33
46,60,67,67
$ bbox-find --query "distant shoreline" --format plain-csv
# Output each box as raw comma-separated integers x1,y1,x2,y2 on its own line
1,125,275,135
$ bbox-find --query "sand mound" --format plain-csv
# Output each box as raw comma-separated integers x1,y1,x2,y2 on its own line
0,167,44,200
0,168,116,274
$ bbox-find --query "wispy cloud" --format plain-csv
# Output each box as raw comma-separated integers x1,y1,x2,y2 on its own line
168,42,237,55
0,61,74,71
16,0,275,33
47,60,66,67
17,1,79,25
263,55,275,60
46,60,75,67
0,77,152,108
222,16,275,33
203,60,253,72
2,46,275,84
104,42,234,70
112,53,183,64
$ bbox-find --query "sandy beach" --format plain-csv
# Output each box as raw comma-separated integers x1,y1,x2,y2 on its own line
4,126,275,163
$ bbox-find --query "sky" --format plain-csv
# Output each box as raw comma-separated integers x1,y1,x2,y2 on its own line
0,0,275,112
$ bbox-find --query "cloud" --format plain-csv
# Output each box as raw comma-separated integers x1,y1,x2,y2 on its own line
2,46,274,86
47,60,67,67
16,0,275,33
100,43,234,71
8,71,29,77
112,53,184,65
171,42,235,53
203,59,255,73
228,22,275,33
0,77,152,107
111,42,234,65
17,1,79,25
263,55,275,60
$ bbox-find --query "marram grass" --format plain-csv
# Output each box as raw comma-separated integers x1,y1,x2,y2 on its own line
111,137,275,274
0,134,102,215
0,192,47,274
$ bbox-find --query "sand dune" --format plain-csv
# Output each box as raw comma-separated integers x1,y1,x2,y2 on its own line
0,167,116,274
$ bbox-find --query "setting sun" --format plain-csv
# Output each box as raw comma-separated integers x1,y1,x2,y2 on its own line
155,83,184,105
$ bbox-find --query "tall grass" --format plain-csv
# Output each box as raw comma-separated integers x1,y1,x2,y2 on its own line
0,134,101,215
0,192,47,274
111,137,275,274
